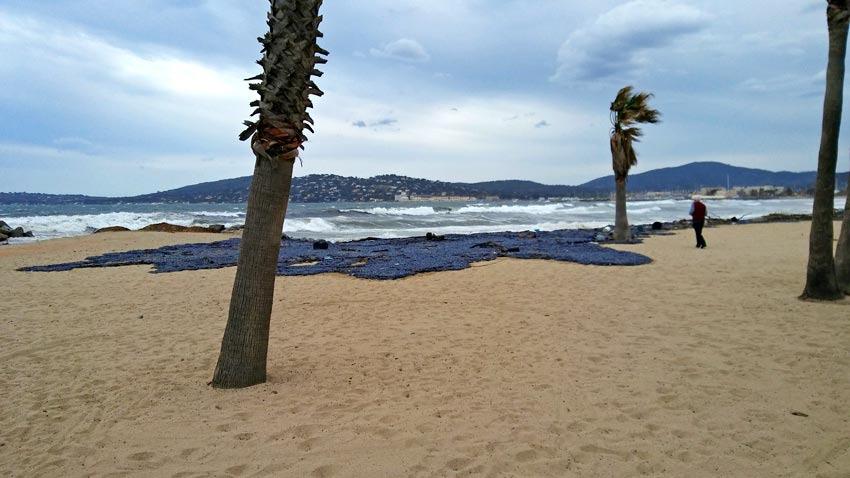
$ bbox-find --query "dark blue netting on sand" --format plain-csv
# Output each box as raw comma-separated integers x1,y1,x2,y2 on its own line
18,229,651,280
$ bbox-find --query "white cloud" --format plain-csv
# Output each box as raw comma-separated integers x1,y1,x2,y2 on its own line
740,70,824,95
370,38,430,63
0,141,249,195
0,11,247,99
0,10,254,159
0,1,844,193
552,0,710,82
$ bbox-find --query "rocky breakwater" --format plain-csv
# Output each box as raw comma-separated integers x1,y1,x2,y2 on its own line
94,223,227,234
0,220,34,243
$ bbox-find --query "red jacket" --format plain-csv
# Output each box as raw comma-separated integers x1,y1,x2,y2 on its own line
690,201,707,221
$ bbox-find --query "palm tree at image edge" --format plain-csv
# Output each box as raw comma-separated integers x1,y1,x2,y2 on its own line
803,0,849,301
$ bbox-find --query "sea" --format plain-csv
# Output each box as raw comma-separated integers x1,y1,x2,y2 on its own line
0,197,832,245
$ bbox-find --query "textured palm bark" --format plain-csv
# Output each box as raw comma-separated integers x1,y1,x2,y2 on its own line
835,172,850,293
212,156,295,388
803,3,849,300
610,133,631,242
212,0,325,388
613,177,630,241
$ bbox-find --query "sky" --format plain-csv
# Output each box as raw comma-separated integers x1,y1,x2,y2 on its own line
0,0,842,196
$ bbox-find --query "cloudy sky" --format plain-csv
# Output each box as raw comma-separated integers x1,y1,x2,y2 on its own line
0,0,840,196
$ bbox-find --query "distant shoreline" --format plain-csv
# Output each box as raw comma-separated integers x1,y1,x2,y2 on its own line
2,161,847,204
0,197,839,245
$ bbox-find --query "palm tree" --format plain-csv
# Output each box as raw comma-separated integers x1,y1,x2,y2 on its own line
835,169,850,293
609,86,660,241
802,0,849,301
212,0,327,388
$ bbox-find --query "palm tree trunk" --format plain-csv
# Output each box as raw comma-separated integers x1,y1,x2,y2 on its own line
613,177,630,241
802,4,849,300
212,156,295,388
835,171,850,293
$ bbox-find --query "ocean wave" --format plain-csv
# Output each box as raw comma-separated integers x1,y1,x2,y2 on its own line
340,206,447,216
284,217,337,233
454,203,565,215
562,205,611,215
632,199,679,206
192,211,245,218
5,211,240,239
628,206,664,215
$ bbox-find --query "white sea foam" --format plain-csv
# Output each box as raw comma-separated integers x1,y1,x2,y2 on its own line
454,203,565,215
284,217,337,233
10,213,188,236
193,211,245,218
628,206,664,215
344,206,446,216
5,211,241,240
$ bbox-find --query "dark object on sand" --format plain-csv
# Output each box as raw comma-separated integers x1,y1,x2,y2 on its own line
651,221,663,230
425,232,445,241
20,229,652,280
94,226,132,234
313,240,329,250
208,224,226,233
140,222,222,233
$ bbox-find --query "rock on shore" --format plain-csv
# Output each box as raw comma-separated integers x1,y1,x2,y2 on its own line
94,223,226,234
0,221,34,242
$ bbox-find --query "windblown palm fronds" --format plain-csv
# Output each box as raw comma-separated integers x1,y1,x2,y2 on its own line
608,85,660,242
609,86,660,180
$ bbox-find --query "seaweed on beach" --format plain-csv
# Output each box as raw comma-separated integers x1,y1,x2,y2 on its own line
18,229,652,280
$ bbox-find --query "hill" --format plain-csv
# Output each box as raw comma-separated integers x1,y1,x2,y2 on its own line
579,161,848,192
2,162,847,204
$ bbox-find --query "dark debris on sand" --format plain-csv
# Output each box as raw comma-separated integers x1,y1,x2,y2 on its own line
18,229,652,280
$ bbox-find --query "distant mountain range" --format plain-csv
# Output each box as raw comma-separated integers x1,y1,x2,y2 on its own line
2,161,848,205
580,161,848,192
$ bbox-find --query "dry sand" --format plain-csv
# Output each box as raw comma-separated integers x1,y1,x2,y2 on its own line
0,223,848,478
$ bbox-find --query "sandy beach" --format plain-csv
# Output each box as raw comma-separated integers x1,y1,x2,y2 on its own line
1,222,848,478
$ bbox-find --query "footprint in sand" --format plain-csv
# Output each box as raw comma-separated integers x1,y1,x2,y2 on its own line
216,423,236,433
446,457,473,471
515,449,538,462
298,436,326,452
311,464,336,478
179,448,198,459
225,464,248,476
579,444,631,461
127,451,155,461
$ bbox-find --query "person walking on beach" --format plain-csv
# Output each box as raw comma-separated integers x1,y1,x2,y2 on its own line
690,198,707,249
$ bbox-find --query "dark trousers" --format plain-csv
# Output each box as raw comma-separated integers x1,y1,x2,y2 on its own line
693,220,706,248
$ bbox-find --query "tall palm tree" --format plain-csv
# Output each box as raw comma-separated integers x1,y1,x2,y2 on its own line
212,0,327,388
802,0,849,301
609,86,660,241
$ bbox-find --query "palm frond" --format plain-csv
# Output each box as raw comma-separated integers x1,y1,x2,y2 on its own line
241,0,328,161
609,85,660,178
